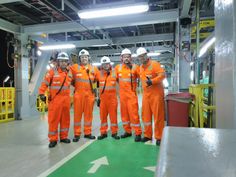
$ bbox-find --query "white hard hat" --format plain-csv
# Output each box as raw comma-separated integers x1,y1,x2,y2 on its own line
121,48,131,56
136,47,147,56
101,56,111,64
79,49,89,56
57,52,69,60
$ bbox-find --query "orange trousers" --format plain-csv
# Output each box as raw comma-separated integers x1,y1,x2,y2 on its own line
48,95,70,142
100,92,118,135
120,91,142,135
142,93,165,140
73,90,95,136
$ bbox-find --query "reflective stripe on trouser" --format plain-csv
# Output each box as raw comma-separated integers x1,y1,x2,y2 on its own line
73,91,95,136
100,94,118,134
48,95,70,142
142,94,165,140
120,91,142,135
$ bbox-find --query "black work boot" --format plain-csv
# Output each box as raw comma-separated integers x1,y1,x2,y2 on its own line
156,139,161,146
98,134,108,140
49,141,57,148
73,135,80,142
111,133,120,140
141,137,152,142
134,135,141,142
60,138,71,143
84,134,96,139
121,132,132,138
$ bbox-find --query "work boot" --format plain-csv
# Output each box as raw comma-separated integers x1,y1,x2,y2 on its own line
98,134,108,140
156,139,161,146
49,141,57,148
141,137,152,142
121,132,132,138
60,138,71,143
111,133,120,140
73,135,80,142
84,134,96,139
134,135,141,142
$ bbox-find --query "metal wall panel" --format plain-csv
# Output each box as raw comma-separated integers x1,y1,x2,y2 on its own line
215,0,236,128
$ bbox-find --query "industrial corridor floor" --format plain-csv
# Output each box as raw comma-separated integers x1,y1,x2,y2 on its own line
0,96,159,177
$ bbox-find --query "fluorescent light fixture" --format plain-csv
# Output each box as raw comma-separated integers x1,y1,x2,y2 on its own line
46,65,50,70
113,53,121,55
91,44,109,47
92,62,101,66
78,4,149,19
132,54,137,58
4,76,10,83
198,37,215,58
147,52,161,57
37,50,42,56
190,70,194,81
50,63,54,68
39,44,76,50
163,78,169,87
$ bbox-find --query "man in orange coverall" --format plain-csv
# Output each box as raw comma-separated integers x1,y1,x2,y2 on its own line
38,52,72,148
97,56,120,140
115,48,142,142
71,49,99,142
136,47,165,146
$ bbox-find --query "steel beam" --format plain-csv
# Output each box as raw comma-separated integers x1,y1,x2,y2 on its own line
89,46,173,56
0,17,20,33
23,9,178,35
113,33,173,44
0,0,23,4
31,33,173,47
181,0,192,17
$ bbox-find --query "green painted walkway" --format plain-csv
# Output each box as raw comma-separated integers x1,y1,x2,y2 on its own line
48,136,159,177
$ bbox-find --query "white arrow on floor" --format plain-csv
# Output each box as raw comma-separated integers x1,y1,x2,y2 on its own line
144,166,156,172
87,156,109,174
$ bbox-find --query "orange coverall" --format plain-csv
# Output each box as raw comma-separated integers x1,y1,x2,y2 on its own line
98,69,118,135
139,59,165,140
39,68,72,142
70,64,99,136
115,63,142,136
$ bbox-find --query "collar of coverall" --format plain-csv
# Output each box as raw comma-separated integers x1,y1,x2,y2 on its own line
102,68,111,74
142,58,151,67
80,63,89,69
57,67,68,73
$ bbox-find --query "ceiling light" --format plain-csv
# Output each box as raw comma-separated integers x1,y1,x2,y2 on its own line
39,44,76,50
78,3,149,19
147,52,161,57
91,44,109,47
132,54,137,58
92,62,101,66
198,37,215,58
4,76,10,83
37,50,42,56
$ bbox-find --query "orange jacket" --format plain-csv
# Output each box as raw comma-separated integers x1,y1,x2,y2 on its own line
97,68,117,95
39,67,72,98
140,59,165,95
115,63,139,92
70,64,99,92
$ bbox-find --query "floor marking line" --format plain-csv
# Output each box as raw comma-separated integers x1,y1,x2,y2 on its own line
37,140,95,177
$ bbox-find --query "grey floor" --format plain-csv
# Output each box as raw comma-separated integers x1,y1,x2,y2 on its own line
0,108,102,177
0,95,144,177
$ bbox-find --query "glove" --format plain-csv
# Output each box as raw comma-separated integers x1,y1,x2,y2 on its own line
146,77,152,87
39,94,46,103
96,98,100,107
